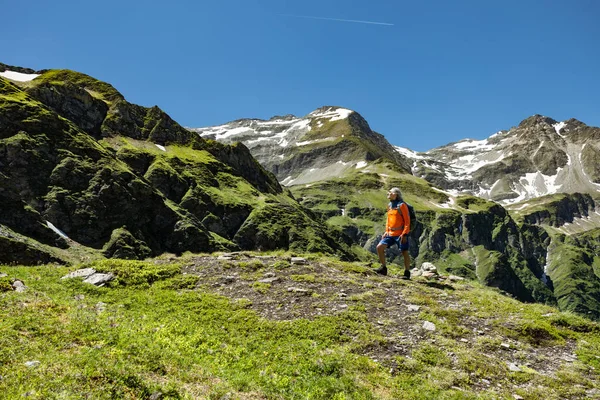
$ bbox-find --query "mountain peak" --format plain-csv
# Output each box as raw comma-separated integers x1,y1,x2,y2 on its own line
307,106,355,120
518,114,557,128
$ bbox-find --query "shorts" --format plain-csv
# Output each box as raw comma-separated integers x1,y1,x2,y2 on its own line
379,235,409,251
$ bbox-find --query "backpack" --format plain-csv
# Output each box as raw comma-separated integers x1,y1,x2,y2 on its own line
398,202,417,233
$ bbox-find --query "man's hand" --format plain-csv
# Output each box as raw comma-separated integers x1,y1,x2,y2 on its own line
401,235,407,244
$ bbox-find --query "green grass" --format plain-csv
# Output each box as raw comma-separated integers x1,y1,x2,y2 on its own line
1,257,599,399
1,264,385,399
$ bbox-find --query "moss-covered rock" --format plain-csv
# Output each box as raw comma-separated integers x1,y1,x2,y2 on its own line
102,227,152,260
234,203,353,258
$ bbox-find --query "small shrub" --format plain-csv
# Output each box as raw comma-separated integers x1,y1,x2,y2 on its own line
517,321,564,345
273,260,290,270
0,277,13,292
88,259,182,287
291,274,316,283
251,282,271,294
238,260,265,271
412,344,451,367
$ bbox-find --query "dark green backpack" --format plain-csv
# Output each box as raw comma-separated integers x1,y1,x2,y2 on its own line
398,202,417,233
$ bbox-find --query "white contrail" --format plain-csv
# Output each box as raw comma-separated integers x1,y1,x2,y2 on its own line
283,14,394,26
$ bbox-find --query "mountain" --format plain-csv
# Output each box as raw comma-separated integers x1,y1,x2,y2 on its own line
402,115,600,204
190,106,412,186
190,110,600,319
3,61,600,320
0,64,354,264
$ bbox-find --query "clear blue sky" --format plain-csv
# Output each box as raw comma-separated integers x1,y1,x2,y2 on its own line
2,0,599,151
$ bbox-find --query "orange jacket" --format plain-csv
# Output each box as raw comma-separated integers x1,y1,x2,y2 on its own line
386,202,410,237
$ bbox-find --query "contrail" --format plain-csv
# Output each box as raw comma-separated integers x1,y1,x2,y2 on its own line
283,14,394,26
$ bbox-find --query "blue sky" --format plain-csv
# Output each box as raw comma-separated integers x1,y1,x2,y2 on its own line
2,0,599,151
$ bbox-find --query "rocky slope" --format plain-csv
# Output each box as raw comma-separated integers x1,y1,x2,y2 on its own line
190,106,412,185
402,115,600,204
0,64,353,263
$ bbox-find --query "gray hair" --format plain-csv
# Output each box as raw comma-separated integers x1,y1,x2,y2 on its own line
389,187,403,200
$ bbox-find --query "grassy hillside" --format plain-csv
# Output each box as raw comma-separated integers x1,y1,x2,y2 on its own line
1,255,599,399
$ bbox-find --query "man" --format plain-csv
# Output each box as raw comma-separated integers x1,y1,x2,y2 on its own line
375,187,411,278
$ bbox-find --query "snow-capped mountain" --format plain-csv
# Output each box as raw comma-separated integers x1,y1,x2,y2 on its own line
190,106,411,185
403,115,600,204
190,109,599,205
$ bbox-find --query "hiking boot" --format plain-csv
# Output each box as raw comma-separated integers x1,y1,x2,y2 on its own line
375,265,387,276
402,269,411,280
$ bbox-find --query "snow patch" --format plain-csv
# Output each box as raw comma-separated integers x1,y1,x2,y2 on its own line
355,161,367,169
309,107,353,122
155,144,166,151
0,70,40,82
503,170,563,204
453,139,495,151
553,121,567,137
395,146,425,160
46,221,69,239
281,176,295,186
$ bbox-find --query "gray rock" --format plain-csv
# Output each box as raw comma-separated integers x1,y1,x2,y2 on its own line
258,277,280,284
501,343,511,350
291,257,307,265
0,273,7,278
24,361,40,368
507,362,521,372
407,305,421,312
61,268,96,280
13,280,27,292
287,287,311,295
422,321,436,331
421,262,437,272
83,273,114,286
422,271,437,279
448,275,465,281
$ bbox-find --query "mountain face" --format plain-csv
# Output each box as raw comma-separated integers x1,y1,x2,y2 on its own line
190,106,412,186
400,115,600,204
0,64,354,263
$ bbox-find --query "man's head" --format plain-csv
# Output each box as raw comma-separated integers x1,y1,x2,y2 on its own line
388,187,402,200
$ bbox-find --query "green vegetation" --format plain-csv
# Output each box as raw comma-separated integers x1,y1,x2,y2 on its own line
547,240,600,319
456,195,497,212
29,69,124,103
2,257,598,399
435,251,477,279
